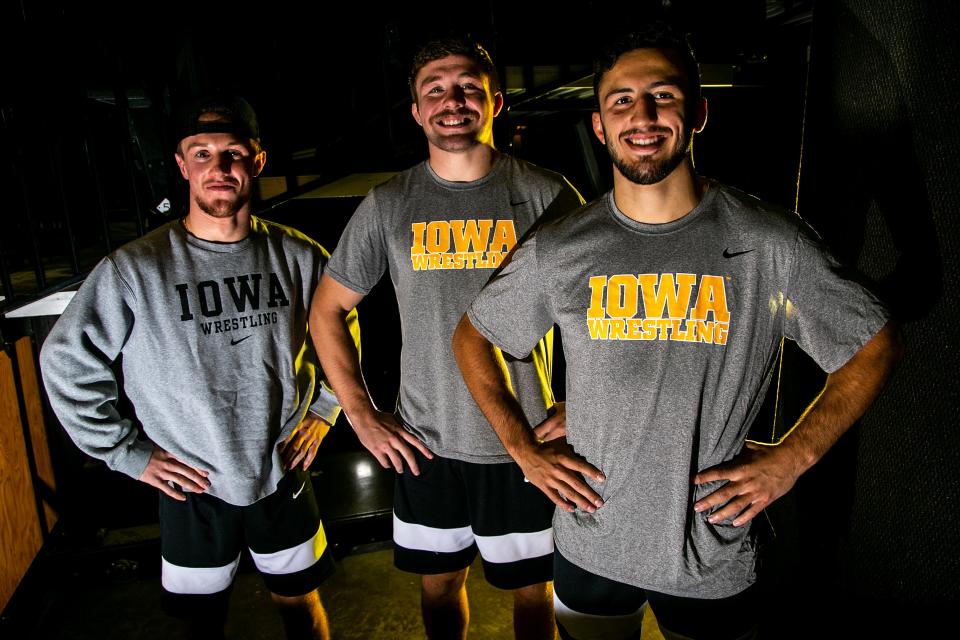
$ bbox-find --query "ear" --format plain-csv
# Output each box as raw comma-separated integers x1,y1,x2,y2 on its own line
591,111,606,144
175,152,189,180
693,96,708,133
411,102,423,127
491,91,504,118
252,150,267,177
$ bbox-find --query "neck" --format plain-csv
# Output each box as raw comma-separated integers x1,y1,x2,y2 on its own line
183,208,252,242
612,159,706,224
427,143,498,182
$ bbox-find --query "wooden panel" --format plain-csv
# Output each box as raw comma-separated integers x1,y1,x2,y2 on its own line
0,349,43,612
15,337,58,531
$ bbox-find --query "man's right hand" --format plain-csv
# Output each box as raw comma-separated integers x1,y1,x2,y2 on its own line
351,409,433,475
517,438,605,514
139,447,210,501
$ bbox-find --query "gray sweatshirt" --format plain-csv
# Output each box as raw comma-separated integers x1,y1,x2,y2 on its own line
41,217,352,506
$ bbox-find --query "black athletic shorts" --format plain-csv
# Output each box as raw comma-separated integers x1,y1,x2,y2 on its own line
159,469,334,617
393,449,555,589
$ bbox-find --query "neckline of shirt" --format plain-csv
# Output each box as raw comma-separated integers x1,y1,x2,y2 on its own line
606,179,719,235
177,217,257,253
422,154,507,191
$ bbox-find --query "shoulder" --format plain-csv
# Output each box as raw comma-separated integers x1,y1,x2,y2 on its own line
109,221,182,267
251,217,331,259
708,181,809,243
502,155,574,190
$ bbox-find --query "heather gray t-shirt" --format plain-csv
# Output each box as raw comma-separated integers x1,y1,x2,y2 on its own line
41,218,346,506
468,182,889,597
326,155,583,462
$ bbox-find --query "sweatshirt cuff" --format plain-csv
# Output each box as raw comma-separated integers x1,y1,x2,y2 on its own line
308,382,341,425
111,438,154,481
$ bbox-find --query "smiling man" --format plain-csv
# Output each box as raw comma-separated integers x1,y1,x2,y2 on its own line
41,94,354,639
310,36,584,639
453,22,902,640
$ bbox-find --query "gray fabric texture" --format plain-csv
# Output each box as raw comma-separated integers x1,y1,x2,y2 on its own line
40,218,343,506
468,182,890,598
325,155,583,462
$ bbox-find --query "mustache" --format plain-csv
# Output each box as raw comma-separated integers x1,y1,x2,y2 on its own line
432,107,480,121
619,126,672,138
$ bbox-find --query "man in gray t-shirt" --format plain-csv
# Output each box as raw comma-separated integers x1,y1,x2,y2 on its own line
310,36,584,639
454,23,901,640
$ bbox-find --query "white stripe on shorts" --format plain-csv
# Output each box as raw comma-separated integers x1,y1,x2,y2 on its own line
554,592,646,640
161,554,241,595
249,523,327,575
393,512,474,553
474,527,553,563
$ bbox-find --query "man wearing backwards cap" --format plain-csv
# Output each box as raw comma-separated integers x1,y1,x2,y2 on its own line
41,94,355,639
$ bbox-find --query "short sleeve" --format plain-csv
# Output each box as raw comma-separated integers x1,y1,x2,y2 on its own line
467,234,555,359
784,224,891,372
325,190,389,295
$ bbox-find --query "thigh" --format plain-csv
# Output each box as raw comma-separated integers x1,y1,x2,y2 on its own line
159,489,243,616
393,450,478,575
553,549,647,640
242,469,334,597
463,459,555,589
647,585,759,640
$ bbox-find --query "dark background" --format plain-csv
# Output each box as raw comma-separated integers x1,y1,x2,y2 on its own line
1,0,958,636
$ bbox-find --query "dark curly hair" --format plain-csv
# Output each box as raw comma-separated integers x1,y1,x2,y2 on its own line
592,20,700,111
409,35,500,102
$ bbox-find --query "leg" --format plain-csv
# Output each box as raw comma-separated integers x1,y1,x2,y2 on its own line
393,451,478,638
271,589,330,640
512,581,556,640
553,550,645,640
158,489,242,639
421,568,470,640
646,585,759,640
245,471,337,640
466,459,556,639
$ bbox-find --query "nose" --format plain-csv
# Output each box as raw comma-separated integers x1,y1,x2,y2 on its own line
630,95,658,126
443,85,466,109
216,152,235,173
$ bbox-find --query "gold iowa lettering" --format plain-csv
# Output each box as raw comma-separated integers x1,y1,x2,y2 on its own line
410,219,517,270
586,273,731,344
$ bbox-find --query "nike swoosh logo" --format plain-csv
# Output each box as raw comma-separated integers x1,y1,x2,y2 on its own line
722,248,755,258
292,481,307,500
230,335,252,346
509,199,529,206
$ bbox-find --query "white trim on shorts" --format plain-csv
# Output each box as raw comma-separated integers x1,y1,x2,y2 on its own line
394,512,553,563
161,554,241,595
475,527,554,563
250,523,327,575
393,513,474,553
554,592,646,640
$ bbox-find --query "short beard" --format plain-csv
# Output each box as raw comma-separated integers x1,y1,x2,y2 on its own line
606,125,692,185
425,108,484,152
194,192,247,218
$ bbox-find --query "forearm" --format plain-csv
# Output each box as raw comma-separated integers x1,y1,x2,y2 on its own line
309,303,378,423
452,314,538,460
776,320,903,473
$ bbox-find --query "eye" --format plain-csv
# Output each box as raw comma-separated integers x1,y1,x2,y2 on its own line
427,85,444,94
613,95,632,105
228,150,244,159
194,150,210,159
653,91,676,101
461,82,481,92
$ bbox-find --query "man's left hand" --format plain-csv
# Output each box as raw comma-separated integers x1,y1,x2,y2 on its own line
692,441,802,527
278,413,331,471
533,401,566,442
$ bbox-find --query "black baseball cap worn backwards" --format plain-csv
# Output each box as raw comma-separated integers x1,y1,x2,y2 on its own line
177,94,260,146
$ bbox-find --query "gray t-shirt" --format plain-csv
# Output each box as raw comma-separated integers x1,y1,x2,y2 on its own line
468,182,889,597
326,155,583,462
41,218,346,506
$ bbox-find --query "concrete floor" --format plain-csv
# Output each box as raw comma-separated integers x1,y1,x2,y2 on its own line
17,546,664,639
